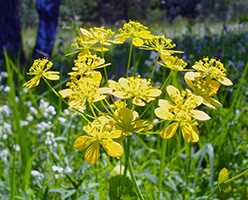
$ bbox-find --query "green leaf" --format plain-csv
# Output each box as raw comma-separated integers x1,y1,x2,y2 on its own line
109,175,137,200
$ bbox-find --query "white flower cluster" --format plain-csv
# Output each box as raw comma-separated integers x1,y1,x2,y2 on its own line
31,170,44,185
0,105,12,140
0,72,9,93
52,165,73,179
39,99,56,118
45,131,58,149
0,149,9,163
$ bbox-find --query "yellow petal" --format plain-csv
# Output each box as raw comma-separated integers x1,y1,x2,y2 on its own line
132,110,139,120
147,88,162,97
69,99,85,110
110,130,123,139
134,119,153,132
184,93,203,109
84,143,100,165
158,99,173,109
59,89,73,98
85,71,102,83
193,62,206,72
208,80,220,94
118,78,129,88
133,97,145,106
93,94,106,102
154,107,173,120
218,77,233,86
44,71,60,80
73,135,92,150
102,140,123,157
80,28,91,37
191,110,211,121
160,51,172,57
160,122,178,139
218,168,229,184
113,91,127,99
99,87,112,94
166,85,182,103
95,46,109,52
184,72,196,81
181,125,199,143
184,71,202,81
114,34,126,44
206,98,222,109
132,37,144,47
202,99,217,109
191,131,199,143
23,76,41,89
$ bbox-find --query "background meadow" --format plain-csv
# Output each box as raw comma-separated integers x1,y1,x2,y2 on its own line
0,0,248,199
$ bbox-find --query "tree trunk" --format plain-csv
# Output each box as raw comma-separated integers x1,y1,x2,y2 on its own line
33,0,61,59
0,0,23,69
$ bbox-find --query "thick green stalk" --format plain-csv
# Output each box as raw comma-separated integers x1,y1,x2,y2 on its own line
126,44,133,76
124,137,130,176
186,143,192,184
159,139,167,194
161,70,173,91
128,158,145,200
101,51,108,82
123,135,145,199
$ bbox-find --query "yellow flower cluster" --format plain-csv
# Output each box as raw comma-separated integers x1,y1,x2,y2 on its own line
110,101,153,135
59,71,110,111
114,21,153,47
107,76,161,106
59,52,111,111
192,57,233,86
74,116,123,164
71,52,110,75
158,55,187,71
74,27,114,52
23,58,60,89
184,57,233,108
155,85,210,142
24,20,233,164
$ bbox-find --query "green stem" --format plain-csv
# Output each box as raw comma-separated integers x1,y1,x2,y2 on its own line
128,158,145,200
186,143,191,184
126,44,133,76
207,168,248,198
89,104,97,117
223,168,248,184
10,151,16,200
100,100,113,115
159,139,167,194
101,51,108,82
161,71,173,91
103,98,114,113
92,103,102,114
124,137,130,176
